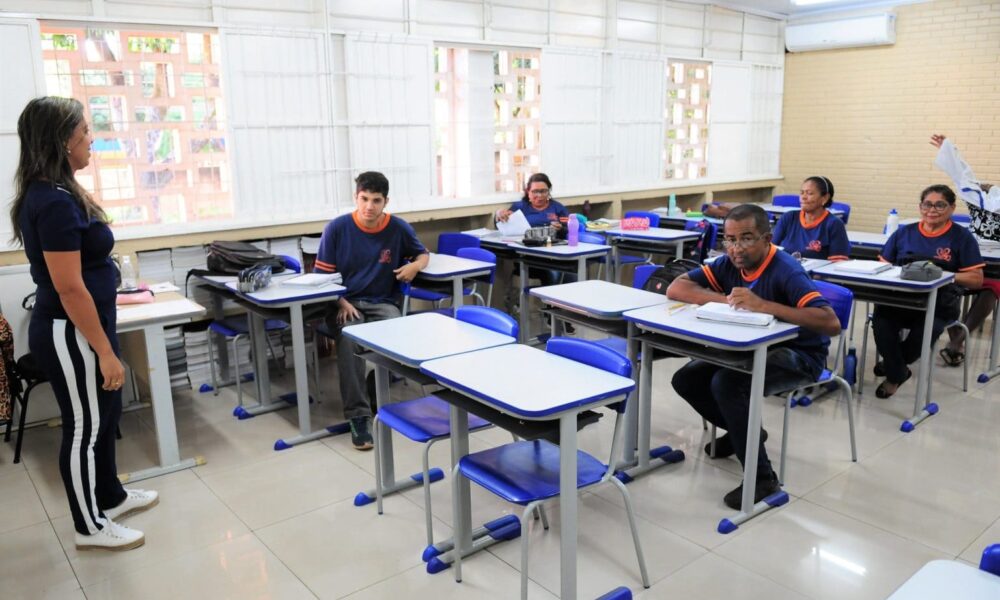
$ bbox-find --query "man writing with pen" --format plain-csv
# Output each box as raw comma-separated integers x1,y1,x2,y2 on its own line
666,204,840,509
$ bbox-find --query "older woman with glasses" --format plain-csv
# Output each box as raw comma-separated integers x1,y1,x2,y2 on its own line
871,184,985,398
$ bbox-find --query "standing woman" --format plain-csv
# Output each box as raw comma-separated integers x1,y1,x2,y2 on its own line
771,176,851,261
10,97,157,551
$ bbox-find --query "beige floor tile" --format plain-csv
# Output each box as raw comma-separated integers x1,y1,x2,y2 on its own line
635,552,809,600
256,494,451,599
82,533,316,600
175,410,304,477
959,515,1000,565
0,468,49,534
343,551,558,600
714,500,947,600
0,521,80,599
51,469,250,587
199,443,373,529
487,493,706,598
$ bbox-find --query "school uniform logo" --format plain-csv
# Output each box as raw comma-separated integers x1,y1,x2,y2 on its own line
547,213,558,221
807,240,822,252
935,247,952,263
379,249,392,264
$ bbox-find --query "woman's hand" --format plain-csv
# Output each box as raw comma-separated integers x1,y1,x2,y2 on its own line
98,352,125,391
496,209,513,223
930,134,946,149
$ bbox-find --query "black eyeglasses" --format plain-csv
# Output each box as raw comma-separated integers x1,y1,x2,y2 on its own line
919,201,950,212
721,234,766,249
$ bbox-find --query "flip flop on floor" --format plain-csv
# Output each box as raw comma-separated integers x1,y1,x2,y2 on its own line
939,347,964,367
875,368,912,399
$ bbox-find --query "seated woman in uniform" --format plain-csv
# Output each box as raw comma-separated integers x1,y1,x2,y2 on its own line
496,172,575,286
771,176,850,261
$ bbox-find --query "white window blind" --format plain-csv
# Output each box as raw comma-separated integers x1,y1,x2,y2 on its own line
343,33,433,212
540,47,602,195
221,28,339,225
610,52,664,186
707,62,750,180
748,64,783,176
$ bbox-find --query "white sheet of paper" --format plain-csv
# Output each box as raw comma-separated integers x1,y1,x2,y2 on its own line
497,209,531,237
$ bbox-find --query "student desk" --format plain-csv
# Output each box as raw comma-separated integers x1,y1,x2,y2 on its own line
420,344,635,600
224,280,347,449
811,263,954,432
887,560,1000,599
410,252,495,310
847,230,887,260
623,303,800,533
758,203,847,220
528,280,677,474
341,312,514,506
602,227,700,282
117,293,206,482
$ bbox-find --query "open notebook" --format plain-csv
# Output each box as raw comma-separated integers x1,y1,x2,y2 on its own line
834,260,892,275
695,302,775,327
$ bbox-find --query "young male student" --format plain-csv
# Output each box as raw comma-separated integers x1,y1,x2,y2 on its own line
314,171,429,449
667,204,840,509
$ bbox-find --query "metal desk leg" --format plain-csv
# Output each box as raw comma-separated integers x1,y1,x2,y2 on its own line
452,276,464,310
519,260,530,343
209,293,232,381
576,257,587,281
979,301,1000,383
233,312,295,420
120,324,203,482
560,413,579,599
620,323,640,466
613,241,622,284
674,240,684,260
902,291,941,432
718,346,789,534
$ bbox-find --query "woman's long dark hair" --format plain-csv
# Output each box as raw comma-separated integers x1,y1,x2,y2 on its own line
10,96,108,245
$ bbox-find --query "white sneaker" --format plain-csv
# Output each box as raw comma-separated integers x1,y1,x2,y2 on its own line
75,521,145,551
104,488,160,521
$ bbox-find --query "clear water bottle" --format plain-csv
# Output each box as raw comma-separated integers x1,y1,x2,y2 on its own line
884,208,899,236
120,255,137,290
668,193,678,216
567,213,579,246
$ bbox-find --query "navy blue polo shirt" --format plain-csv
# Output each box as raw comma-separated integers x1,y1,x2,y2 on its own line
687,244,832,372
772,209,851,260
504,199,569,227
19,182,118,321
879,221,984,272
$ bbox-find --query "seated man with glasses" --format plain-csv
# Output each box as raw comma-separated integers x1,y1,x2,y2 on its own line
871,184,984,398
668,204,840,509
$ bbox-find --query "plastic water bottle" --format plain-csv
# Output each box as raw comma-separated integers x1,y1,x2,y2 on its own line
668,193,678,216
567,213,579,246
120,255,137,290
884,208,899,236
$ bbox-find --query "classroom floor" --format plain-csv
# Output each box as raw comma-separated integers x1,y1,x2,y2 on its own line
3,315,1000,600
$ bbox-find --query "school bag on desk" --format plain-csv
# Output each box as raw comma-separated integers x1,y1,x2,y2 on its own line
206,241,286,275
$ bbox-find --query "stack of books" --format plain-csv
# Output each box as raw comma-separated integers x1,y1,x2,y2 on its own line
695,302,775,327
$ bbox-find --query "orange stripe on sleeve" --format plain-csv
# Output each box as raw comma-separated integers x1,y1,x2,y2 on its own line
314,259,337,273
959,263,986,272
701,266,723,293
827,255,849,262
797,291,821,308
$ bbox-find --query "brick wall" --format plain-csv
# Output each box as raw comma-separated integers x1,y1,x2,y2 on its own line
780,0,1000,232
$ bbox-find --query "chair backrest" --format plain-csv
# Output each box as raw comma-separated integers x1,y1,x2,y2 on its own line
953,213,972,224
812,280,853,331
632,264,659,289
623,210,660,228
455,247,497,284
455,305,518,338
438,233,480,256
546,337,631,413
683,219,718,262
773,194,800,208
981,543,1000,577
577,231,606,245
830,201,851,225
279,255,302,273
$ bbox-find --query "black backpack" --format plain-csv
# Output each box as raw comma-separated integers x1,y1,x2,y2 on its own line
642,259,702,294
205,241,286,275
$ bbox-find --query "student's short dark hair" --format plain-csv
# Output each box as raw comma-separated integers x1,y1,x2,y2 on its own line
805,175,835,208
355,171,389,197
920,184,956,205
725,204,771,235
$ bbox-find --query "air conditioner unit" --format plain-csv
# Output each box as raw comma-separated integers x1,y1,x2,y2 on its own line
785,13,896,52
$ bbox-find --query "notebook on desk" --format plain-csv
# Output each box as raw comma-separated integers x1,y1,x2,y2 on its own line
833,260,893,275
695,302,775,327
282,273,342,287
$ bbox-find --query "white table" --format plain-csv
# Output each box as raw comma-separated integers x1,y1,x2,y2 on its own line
529,280,676,476
887,560,1000,599
623,303,800,533
342,312,514,510
602,227,700,282
225,280,347,448
408,252,495,311
117,295,206,482
420,344,635,600
812,262,955,432
847,230,888,249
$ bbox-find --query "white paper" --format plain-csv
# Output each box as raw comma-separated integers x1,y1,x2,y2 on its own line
834,260,892,275
147,281,180,293
695,302,774,327
282,273,342,287
461,228,495,238
497,209,531,237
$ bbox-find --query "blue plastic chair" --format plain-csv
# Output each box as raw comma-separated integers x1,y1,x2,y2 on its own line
455,247,497,308
372,306,518,548
953,213,972,225
451,338,650,598
776,280,858,483
830,201,851,225
684,219,718,263
623,210,661,227
772,194,800,208
981,543,1000,576
402,233,481,315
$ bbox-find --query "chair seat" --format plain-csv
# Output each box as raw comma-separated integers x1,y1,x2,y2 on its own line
458,439,607,505
593,337,627,356
210,316,288,337
407,286,474,302
15,353,48,383
379,396,491,443
617,255,647,265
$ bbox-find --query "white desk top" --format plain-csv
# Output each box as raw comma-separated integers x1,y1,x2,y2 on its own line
117,296,205,331
225,280,346,306
603,227,700,241
343,312,514,367
530,280,666,318
887,560,1000,599
418,253,494,279
623,303,800,349
758,203,846,217
847,230,888,248
812,261,955,291
509,241,610,258
420,344,635,419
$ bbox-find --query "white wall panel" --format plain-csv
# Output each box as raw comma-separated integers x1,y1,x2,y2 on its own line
708,62,751,179
610,52,664,185
541,48,603,194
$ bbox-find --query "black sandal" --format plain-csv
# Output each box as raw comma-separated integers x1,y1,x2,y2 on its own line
939,347,964,367
875,369,912,399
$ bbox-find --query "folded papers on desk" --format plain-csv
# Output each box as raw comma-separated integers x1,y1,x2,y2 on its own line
283,273,343,287
834,260,892,275
695,302,775,327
